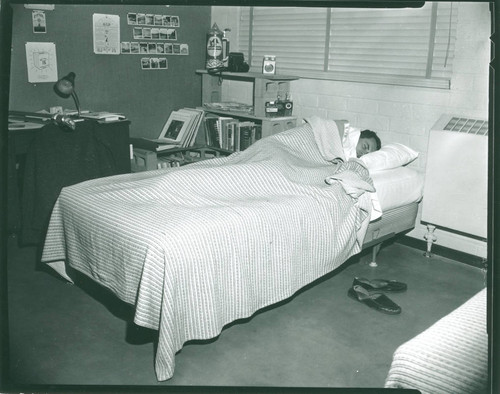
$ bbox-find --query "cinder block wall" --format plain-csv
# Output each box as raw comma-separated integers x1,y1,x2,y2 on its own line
212,3,490,257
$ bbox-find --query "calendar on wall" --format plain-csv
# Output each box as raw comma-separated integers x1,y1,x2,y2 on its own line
93,13,120,55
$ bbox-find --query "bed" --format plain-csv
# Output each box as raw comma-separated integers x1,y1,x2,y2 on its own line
41,117,423,381
384,287,488,393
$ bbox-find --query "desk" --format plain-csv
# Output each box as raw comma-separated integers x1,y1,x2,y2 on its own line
8,119,131,243
7,121,44,234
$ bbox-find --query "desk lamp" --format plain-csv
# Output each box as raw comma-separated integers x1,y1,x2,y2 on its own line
53,72,81,116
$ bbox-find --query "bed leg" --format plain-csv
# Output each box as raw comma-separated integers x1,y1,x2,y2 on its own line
423,224,437,258
369,243,381,267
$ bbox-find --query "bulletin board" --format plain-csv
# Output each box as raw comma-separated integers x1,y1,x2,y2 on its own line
8,4,211,139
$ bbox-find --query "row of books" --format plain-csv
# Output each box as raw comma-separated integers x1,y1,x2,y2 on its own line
130,107,262,153
204,115,262,151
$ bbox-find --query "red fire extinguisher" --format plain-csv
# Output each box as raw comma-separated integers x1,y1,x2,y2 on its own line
206,23,225,73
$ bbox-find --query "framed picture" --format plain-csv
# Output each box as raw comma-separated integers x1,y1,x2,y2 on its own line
155,111,193,144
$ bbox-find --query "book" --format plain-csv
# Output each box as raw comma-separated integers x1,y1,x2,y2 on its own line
217,116,237,150
178,108,204,147
151,110,193,145
204,114,220,148
238,121,256,151
226,121,239,151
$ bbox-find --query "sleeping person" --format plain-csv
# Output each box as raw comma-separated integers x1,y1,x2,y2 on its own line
342,125,381,159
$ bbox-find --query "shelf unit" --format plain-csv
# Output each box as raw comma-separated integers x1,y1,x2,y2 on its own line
196,69,299,138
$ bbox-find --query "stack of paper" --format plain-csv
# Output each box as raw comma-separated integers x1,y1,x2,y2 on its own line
80,112,126,122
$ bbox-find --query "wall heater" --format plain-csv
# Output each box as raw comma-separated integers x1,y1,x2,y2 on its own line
421,114,488,256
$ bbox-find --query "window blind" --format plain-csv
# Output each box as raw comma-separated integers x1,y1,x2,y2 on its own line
238,3,457,89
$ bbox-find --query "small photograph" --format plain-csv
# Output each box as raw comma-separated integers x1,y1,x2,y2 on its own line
171,16,179,27
180,43,189,55
141,58,151,69
150,58,159,69
173,43,181,54
162,15,171,27
127,13,137,24
137,13,146,25
131,42,140,54
164,43,173,54
145,14,154,26
154,15,163,25
156,43,165,54
159,58,168,69
133,27,143,39
148,42,157,54
159,28,168,40
151,28,160,40
121,42,131,54
142,28,152,39
167,29,177,40
140,42,148,53
32,10,47,33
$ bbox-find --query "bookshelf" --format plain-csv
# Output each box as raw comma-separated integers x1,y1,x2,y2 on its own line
195,69,299,138
131,71,300,172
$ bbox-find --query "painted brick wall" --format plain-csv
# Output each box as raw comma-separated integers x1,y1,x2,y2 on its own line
212,3,490,257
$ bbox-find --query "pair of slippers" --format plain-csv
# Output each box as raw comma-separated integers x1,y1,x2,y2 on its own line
347,277,407,315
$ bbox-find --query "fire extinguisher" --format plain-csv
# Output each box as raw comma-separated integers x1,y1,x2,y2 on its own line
206,23,226,73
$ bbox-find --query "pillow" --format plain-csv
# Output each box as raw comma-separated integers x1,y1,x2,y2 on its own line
360,143,419,171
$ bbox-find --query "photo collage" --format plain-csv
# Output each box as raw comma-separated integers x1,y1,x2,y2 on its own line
124,12,189,70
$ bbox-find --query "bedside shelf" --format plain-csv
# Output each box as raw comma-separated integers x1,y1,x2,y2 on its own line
196,69,300,139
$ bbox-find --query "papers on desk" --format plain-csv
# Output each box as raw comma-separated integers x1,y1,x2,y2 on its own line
80,112,126,122
8,119,44,130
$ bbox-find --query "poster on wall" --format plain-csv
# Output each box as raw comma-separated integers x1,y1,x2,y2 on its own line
93,13,120,55
25,42,58,83
32,10,47,33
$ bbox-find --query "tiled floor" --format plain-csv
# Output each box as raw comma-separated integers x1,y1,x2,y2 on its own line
6,235,486,389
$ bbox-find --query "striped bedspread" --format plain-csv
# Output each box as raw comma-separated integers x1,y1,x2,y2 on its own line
42,119,374,381
385,288,488,393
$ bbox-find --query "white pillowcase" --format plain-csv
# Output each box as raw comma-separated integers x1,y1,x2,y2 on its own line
342,126,361,160
360,143,419,171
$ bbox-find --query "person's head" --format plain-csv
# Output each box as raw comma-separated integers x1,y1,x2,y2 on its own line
356,129,381,158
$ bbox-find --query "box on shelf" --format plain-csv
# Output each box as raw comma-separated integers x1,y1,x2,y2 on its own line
261,117,297,138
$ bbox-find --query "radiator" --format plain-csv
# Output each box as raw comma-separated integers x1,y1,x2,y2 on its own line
421,115,488,240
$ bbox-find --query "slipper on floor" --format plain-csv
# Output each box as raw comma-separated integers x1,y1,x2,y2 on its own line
348,285,401,315
353,277,407,293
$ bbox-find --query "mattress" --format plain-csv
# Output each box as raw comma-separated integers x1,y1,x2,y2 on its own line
385,288,488,393
371,167,424,211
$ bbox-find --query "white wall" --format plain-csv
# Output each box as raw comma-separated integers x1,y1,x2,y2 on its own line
212,3,491,258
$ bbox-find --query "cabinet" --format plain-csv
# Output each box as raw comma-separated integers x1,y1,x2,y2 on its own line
196,69,299,138
11,119,131,243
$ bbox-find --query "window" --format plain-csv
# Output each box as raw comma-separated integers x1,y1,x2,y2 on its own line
238,2,457,89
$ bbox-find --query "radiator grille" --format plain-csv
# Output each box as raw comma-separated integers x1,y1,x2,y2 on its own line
444,117,488,136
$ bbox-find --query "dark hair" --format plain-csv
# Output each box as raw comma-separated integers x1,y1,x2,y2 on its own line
360,129,381,150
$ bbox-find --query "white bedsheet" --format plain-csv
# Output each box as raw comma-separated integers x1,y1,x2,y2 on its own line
371,167,424,211
41,121,374,381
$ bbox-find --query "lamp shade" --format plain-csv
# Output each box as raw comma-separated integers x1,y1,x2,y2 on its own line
54,72,76,98
53,71,81,115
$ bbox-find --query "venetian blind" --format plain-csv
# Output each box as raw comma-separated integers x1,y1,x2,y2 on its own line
238,2,457,89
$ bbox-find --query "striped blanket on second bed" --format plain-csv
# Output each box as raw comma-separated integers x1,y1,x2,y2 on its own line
42,117,375,381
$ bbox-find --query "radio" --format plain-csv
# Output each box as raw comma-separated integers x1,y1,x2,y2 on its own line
265,100,293,117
